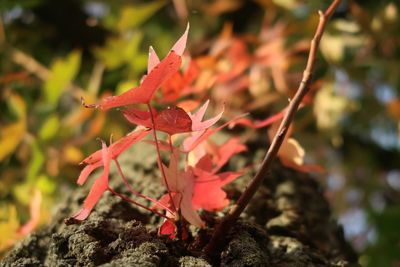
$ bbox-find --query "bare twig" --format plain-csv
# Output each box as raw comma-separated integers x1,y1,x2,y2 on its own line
10,48,51,81
0,16,5,44
172,0,188,22
9,47,86,95
205,0,342,257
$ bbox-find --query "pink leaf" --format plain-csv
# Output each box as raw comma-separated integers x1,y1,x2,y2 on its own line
183,114,247,152
69,141,111,222
158,151,204,228
228,108,286,129
189,100,224,132
82,128,150,165
192,168,242,211
18,189,41,236
211,138,247,173
171,23,190,56
148,46,160,74
77,161,102,186
179,169,204,227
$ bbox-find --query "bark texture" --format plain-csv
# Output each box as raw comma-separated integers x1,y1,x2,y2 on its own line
1,145,358,267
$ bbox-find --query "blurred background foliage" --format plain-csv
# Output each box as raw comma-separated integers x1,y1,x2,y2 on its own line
0,0,400,265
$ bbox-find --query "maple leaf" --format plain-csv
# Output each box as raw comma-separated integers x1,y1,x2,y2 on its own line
78,128,150,185
155,149,204,228
188,139,245,211
160,59,199,103
67,140,111,222
183,113,247,153
123,99,222,135
84,24,189,110
228,108,287,129
208,138,247,173
188,137,246,172
123,107,192,135
189,100,224,132
268,120,324,173
192,167,242,211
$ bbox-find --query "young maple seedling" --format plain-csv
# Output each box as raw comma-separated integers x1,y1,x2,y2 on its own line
66,24,245,238
67,0,340,254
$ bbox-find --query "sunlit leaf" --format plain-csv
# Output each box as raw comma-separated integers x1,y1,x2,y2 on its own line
39,114,60,140
272,0,298,9
27,140,45,183
0,205,20,252
117,0,166,31
44,50,81,105
0,122,25,162
13,183,32,206
7,92,27,120
95,33,144,70
36,175,56,195
0,93,26,161
314,82,351,131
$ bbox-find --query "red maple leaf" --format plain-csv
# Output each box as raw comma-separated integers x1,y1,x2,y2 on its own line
189,139,245,211
68,140,111,222
78,128,150,185
123,107,192,135
160,59,199,103
155,149,205,228
123,100,223,135
84,24,189,110
193,166,242,211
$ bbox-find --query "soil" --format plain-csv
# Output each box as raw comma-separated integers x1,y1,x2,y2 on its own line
1,143,359,267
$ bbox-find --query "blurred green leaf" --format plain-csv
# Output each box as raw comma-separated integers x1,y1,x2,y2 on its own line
44,51,81,105
39,114,60,141
117,0,166,32
27,141,44,183
0,93,26,162
35,175,56,195
12,183,32,206
0,205,19,252
95,32,144,70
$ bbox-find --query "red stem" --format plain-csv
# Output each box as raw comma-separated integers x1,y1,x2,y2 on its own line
147,104,178,213
107,187,171,221
113,158,175,214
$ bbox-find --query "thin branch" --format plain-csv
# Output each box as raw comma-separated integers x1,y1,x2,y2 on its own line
107,187,171,221
10,47,50,81
113,159,175,214
0,16,5,45
147,104,178,213
9,46,86,95
87,62,105,96
205,0,342,257
172,0,188,22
